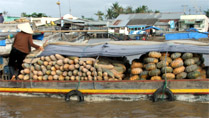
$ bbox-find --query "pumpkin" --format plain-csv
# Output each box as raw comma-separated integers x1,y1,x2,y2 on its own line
85,65,91,69
63,64,69,70
71,76,75,81
22,63,30,69
171,53,181,59
68,65,75,70
68,56,78,60
51,71,56,76
74,58,79,64
37,71,43,76
56,70,62,75
65,76,70,80
50,55,57,61
45,56,51,62
30,66,35,71
184,59,195,66
40,56,45,61
51,66,56,71
144,57,158,63
161,52,170,57
173,66,185,74
157,61,169,68
176,72,187,79
148,52,162,58
23,75,30,80
55,54,65,60
131,62,143,68
34,64,41,71
86,60,93,65
68,71,73,76
37,76,43,81
62,71,68,77
200,70,206,79
162,73,175,80
37,60,43,65
18,74,24,80
130,75,139,80
53,75,59,80
46,70,51,75
58,75,65,81
186,64,198,72
192,57,200,63
187,71,200,79
171,59,183,68
74,64,80,69
140,71,149,79
43,61,49,66
131,68,143,75
43,75,48,81
57,60,63,66
23,68,30,74
151,76,162,80
48,75,53,80
63,58,70,64
145,63,156,71
161,66,173,73
32,75,38,80
46,65,51,70
160,56,172,63
55,64,60,70
149,69,161,76
182,53,193,60
73,70,78,76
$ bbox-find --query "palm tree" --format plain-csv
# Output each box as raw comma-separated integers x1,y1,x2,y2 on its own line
111,2,124,18
106,8,114,19
135,5,149,13
204,9,209,17
95,11,104,20
125,6,133,14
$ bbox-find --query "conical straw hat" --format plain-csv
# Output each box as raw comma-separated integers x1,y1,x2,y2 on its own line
17,23,34,34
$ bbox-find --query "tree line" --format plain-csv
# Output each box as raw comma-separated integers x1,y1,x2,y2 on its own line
21,12,48,17
94,2,160,20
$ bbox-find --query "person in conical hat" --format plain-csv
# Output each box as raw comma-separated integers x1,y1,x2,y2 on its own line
8,23,44,80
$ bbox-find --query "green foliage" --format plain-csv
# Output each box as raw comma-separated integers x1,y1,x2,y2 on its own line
21,12,48,17
95,11,104,20
99,2,160,20
204,9,209,17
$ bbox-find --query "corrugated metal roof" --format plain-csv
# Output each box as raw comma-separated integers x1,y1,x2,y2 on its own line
85,21,107,26
159,12,184,20
109,12,184,27
127,19,158,26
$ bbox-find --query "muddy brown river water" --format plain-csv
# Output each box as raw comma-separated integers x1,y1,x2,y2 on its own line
0,95,208,118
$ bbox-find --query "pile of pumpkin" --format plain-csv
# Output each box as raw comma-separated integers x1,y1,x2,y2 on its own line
18,54,127,81
130,52,206,80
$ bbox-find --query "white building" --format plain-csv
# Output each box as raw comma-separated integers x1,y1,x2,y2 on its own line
179,15,209,32
30,17,60,26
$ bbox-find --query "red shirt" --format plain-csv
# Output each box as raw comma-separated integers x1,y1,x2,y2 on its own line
13,32,40,54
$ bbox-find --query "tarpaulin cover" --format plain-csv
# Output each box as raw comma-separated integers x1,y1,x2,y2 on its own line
39,41,209,57
165,32,208,40
0,40,6,46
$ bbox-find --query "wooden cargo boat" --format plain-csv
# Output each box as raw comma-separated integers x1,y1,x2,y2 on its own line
0,40,209,102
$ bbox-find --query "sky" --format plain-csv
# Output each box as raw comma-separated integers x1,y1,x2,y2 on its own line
0,0,208,19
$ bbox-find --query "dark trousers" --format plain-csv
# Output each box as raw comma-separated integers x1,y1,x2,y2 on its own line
8,47,27,79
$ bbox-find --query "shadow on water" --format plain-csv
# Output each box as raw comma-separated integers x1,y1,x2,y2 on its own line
0,95,209,118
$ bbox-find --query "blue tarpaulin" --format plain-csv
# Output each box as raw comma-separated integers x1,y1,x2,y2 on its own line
0,40,6,46
165,32,208,40
142,26,160,31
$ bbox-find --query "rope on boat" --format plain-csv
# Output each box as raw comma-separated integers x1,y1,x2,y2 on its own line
161,51,168,100
76,46,89,90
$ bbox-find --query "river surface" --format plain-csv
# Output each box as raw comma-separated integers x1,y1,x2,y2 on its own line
0,95,208,118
